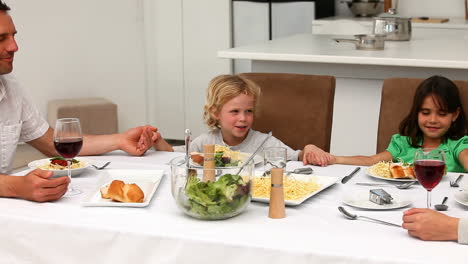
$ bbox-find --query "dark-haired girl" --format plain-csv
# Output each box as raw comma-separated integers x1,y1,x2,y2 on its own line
306,75,468,172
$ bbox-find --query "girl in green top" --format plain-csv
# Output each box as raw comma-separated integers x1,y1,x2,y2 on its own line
307,75,468,172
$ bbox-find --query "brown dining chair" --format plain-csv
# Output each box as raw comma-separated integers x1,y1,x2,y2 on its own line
239,73,336,152
376,78,468,153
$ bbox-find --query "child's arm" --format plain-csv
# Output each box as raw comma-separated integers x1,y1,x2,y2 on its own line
334,151,393,166
299,144,334,166
152,132,174,152
458,149,468,172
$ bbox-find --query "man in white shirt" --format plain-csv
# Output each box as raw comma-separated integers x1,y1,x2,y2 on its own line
0,1,159,202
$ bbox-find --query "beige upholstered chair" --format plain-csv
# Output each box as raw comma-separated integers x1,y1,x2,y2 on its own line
48,97,118,134
240,73,336,152
376,78,468,153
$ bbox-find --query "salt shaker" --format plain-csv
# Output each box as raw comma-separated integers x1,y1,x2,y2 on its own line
203,144,215,182
269,168,286,219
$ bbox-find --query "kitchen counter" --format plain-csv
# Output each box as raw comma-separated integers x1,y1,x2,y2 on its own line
313,16,468,30
218,33,468,155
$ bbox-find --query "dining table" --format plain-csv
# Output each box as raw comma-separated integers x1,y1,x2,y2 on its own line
1,150,468,264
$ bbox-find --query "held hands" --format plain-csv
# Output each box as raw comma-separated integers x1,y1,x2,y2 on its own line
402,208,459,241
119,125,159,156
14,169,69,202
302,144,335,166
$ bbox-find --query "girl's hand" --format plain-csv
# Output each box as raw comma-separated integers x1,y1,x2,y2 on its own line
302,144,334,166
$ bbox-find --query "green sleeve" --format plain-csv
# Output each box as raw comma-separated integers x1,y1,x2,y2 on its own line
386,134,405,160
453,136,468,160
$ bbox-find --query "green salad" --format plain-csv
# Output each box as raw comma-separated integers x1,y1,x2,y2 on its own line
184,173,250,219
214,152,240,167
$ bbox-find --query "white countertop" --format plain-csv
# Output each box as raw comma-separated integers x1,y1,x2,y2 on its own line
313,16,468,30
218,33,468,69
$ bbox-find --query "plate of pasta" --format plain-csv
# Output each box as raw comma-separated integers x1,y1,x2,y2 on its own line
366,161,417,182
252,173,339,206
28,157,93,177
191,145,262,168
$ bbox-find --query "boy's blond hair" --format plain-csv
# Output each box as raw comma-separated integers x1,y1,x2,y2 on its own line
204,74,261,130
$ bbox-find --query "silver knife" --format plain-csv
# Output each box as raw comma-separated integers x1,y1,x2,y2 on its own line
341,167,361,184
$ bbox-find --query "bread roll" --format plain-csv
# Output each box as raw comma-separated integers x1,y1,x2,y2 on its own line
100,180,144,203
403,166,415,179
390,165,405,178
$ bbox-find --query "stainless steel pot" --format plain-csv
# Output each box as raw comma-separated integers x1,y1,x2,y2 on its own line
373,16,411,41
342,0,383,17
334,34,386,50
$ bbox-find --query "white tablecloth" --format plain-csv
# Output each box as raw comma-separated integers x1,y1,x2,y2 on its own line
1,151,468,264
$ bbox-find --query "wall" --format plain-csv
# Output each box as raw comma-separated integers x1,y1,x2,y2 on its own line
9,0,147,132
336,0,466,17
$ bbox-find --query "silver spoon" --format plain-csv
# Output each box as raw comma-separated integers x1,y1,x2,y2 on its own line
450,174,464,187
355,181,416,189
338,206,401,228
434,196,448,211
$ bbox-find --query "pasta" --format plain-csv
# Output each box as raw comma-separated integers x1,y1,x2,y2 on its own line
368,161,392,178
38,160,85,170
253,176,321,201
215,144,241,162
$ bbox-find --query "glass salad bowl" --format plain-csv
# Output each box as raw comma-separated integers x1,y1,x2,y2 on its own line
170,155,253,220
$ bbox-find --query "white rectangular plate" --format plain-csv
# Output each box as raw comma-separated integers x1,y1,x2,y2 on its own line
252,173,339,206
82,169,164,207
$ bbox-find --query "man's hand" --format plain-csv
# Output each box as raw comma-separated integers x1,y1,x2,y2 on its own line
13,169,69,202
402,208,459,241
118,125,158,156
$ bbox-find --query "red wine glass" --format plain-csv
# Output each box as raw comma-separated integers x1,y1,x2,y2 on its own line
54,118,83,196
414,148,446,208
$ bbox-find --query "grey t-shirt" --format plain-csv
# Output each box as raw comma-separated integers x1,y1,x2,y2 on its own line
185,129,300,161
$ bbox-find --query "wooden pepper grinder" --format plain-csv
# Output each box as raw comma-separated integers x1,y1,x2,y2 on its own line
384,0,392,13
203,144,215,182
269,168,286,219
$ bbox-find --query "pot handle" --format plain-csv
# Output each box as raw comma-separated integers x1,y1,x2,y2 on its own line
334,38,358,45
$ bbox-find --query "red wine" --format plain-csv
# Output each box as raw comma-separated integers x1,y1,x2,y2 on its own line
54,138,83,159
414,160,445,191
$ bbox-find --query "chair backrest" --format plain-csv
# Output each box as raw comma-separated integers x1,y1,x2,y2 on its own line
240,73,335,152
377,78,468,153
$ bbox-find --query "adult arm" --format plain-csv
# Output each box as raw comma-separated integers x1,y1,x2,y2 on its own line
0,170,69,202
402,208,459,242
27,125,158,157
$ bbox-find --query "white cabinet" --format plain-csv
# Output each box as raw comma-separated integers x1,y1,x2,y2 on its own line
145,0,231,140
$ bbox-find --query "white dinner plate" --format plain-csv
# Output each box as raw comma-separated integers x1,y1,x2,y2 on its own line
28,157,94,177
191,152,262,167
453,191,468,207
366,167,417,182
82,169,164,207
252,173,339,206
343,190,412,210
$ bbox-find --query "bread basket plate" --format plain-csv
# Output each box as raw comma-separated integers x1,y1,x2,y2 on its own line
82,169,164,207
28,157,93,177
366,163,417,182
251,172,339,206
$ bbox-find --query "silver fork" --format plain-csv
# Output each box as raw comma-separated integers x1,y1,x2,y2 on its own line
450,174,464,187
92,161,111,170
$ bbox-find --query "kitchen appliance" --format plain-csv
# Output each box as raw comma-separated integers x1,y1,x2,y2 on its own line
373,15,411,41
342,0,383,17
334,34,386,50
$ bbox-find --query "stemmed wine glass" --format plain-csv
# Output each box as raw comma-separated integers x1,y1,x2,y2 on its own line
414,148,446,208
54,118,84,196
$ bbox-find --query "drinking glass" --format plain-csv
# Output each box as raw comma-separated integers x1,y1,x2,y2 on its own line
54,118,84,196
414,148,446,208
263,147,287,176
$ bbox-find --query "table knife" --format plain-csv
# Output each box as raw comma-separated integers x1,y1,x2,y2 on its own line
341,167,361,184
